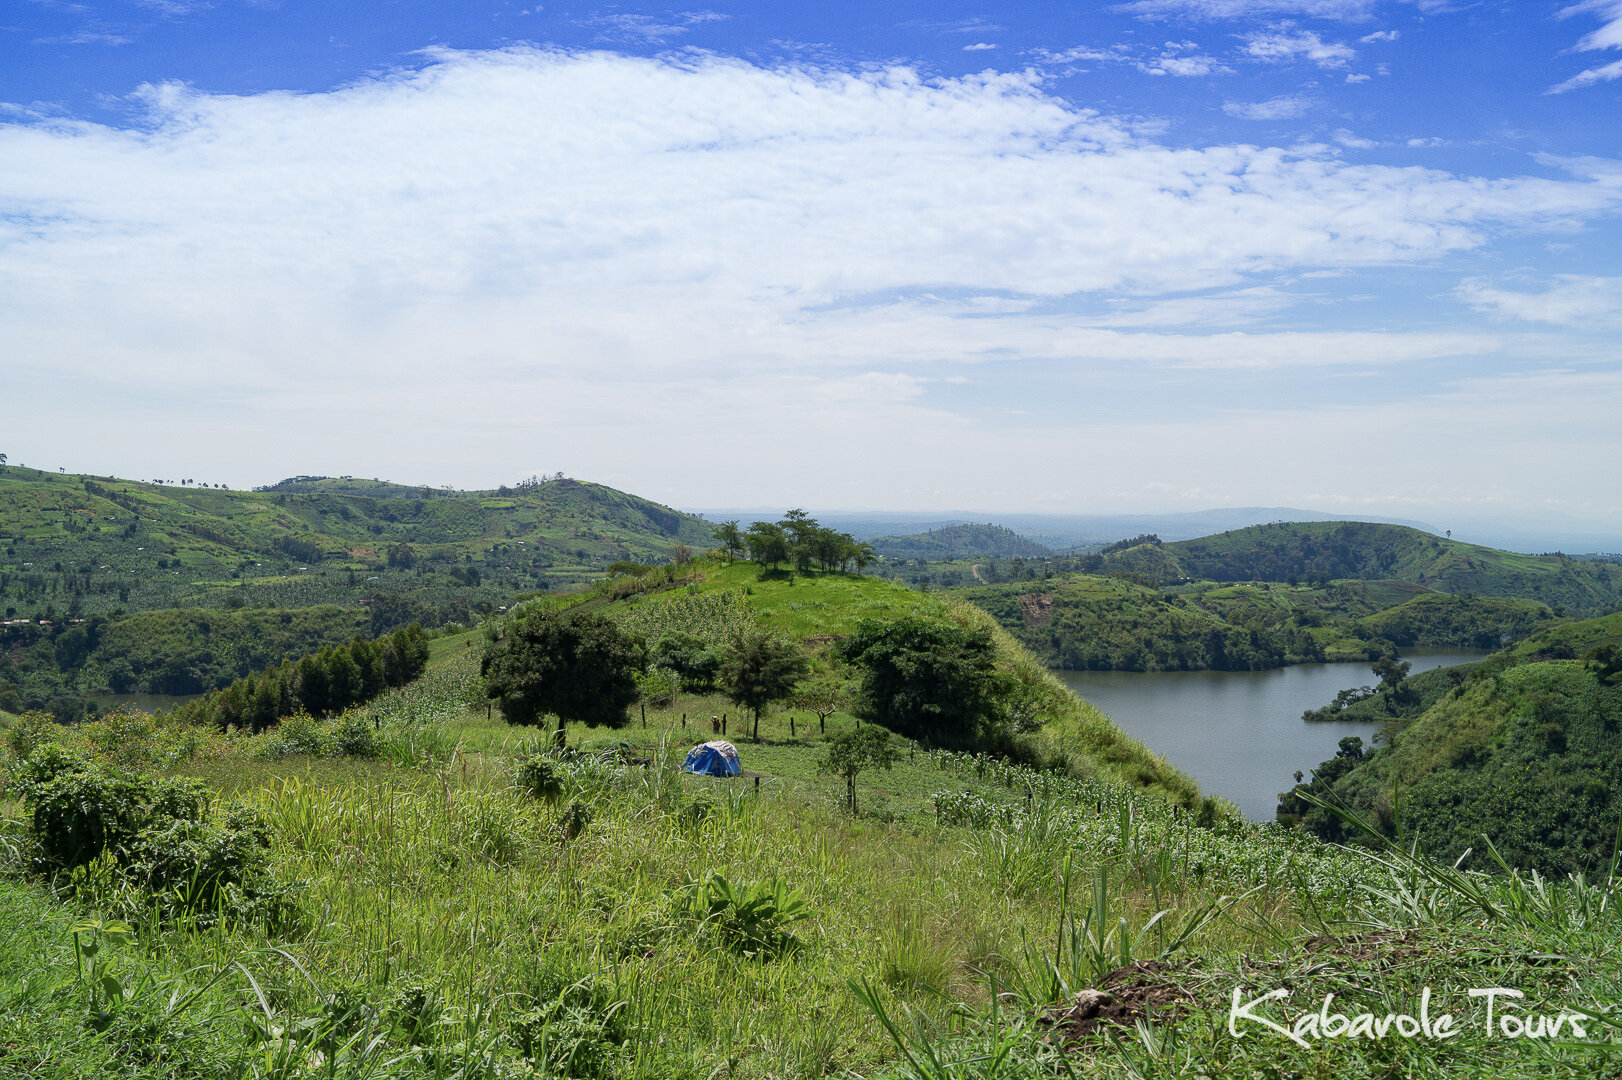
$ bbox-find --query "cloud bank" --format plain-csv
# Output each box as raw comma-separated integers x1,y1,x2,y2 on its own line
2,48,1619,514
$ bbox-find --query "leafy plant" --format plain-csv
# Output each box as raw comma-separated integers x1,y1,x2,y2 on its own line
675,871,812,959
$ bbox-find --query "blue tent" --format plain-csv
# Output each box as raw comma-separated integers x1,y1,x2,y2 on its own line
682,740,741,777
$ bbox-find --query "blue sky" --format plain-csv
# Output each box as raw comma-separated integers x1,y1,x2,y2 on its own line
3,1,1621,533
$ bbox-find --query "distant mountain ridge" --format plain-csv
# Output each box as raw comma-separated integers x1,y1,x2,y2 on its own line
692,506,1442,551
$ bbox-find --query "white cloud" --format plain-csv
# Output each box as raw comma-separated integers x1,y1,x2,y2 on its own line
30,29,132,45
579,10,727,43
1561,0,1622,51
1548,57,1622,93
1243,26,1357,67
3,48,1621,508
1115,0,1383,18
1458,275,1622,325
1359,29,1399,42
1344,72,1370,82
1549,1,1622,91
1333,127,1376,147
1038,41,1231,76
963,42,998,51
1223,92,1315,118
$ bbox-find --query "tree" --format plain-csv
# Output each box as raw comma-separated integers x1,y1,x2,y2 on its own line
712,521,744,562
791,675,848,735
819,726,898,813
836,616,1008,745
481,611,646,746
720,632,809,740
651,631,721,691
744,522,789,569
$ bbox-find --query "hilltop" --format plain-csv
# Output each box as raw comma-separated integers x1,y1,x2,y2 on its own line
867,523,1051,561
0,465,714,619
1097,521,1622,612
525,556,1200,807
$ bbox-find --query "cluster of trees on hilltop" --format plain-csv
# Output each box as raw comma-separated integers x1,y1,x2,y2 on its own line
711,511,876,574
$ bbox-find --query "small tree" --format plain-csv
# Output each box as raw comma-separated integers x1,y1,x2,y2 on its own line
720,632,809,741
791,675,848,735
819,727,898,814
712,521,744,562
481,610,646,746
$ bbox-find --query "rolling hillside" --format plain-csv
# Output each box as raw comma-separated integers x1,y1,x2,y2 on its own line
1284,611,1622,875
0,466,714,618
1099,521,1622,611
867,523,1051,561
953,572,1554,672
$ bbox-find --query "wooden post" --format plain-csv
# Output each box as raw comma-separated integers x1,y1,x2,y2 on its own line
641,702,646,727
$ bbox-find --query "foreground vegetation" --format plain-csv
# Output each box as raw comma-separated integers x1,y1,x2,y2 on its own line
1,552,1619,1078
3,648,1620,1077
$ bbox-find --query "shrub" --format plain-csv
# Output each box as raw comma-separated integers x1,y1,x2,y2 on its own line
510,968,628,1080
14,747,288,927
514,753,564,802
674,871,811,959
555,799,593,842
4,710,61,762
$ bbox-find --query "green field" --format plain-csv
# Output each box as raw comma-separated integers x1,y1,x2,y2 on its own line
4,607,1620,1077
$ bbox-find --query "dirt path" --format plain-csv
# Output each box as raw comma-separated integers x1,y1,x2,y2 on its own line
970,562,985,583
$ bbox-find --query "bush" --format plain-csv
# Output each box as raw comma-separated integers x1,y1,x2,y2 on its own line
515,753,564,802
4,710,61,762
675,871,811,959
510,967,628,1080
13,746,288,927
555,799,593,842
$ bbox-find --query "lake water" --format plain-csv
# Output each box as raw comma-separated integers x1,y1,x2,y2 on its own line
1055,648,1490,822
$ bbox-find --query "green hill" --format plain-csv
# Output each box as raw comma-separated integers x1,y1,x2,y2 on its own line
1283,611,1622,875
529,557,1201,805
1100,521,1622,611
0,465,714,619
867,523,1051,561
951,572,1553,672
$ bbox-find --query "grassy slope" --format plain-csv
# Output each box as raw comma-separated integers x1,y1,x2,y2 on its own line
536,559,1201,807
1294,612,1622,873
1112,521,1622,611
4,631,1620,1077
0,465,714,617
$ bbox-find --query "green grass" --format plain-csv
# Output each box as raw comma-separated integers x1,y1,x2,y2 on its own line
5,639,1620,1078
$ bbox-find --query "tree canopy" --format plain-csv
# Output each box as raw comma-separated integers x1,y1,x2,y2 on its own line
481,610,646,742
720,631,809,740
819,726,898,813
836,616,1008,746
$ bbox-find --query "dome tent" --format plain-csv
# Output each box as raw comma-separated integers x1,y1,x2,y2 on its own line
682,740,741,778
